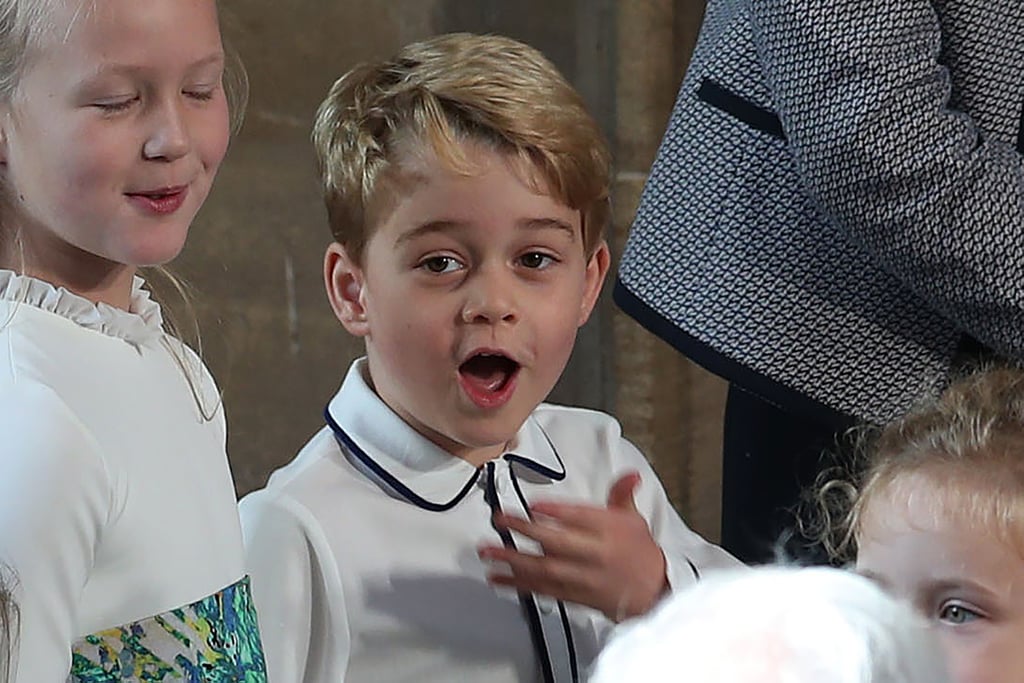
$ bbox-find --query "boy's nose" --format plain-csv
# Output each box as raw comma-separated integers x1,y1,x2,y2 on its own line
461,273,518,325
143,100,191,161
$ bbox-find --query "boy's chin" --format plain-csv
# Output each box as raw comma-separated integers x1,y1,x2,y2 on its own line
443,426,525,466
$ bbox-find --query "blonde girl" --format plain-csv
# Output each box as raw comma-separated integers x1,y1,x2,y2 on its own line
824,367,1024,683
0,1,265,680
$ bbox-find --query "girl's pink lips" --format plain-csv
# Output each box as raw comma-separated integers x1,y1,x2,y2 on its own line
125,185,189,215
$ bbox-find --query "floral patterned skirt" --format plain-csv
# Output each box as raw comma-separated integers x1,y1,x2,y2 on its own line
69,575,266,682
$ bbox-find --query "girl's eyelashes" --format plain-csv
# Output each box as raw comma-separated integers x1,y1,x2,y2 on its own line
184,90,214,103
938,600,984,625
184,83,220,102
90,84,218,112
92,96,138,113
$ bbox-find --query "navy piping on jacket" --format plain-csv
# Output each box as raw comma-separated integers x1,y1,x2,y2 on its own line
613,278,856,430
1017,96,1024,154
696,78,786,141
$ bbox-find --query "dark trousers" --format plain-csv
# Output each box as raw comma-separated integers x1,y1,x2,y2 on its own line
720,385,857,565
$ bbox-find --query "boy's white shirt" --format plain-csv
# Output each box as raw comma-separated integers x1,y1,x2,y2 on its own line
240,358,740,683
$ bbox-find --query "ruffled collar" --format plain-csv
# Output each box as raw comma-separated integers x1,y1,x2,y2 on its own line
0,270,165,346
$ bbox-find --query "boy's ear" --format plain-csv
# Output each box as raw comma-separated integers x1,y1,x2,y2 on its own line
578,240,611,327
324,242,370,337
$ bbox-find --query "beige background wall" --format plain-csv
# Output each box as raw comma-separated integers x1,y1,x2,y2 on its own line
176,0,726,539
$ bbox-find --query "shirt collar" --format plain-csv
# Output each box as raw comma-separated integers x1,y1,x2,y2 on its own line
326,358,566,508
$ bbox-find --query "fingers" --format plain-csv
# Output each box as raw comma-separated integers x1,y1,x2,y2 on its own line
521,471,643,526
487,513,599,560
523,502,610,530
606,471,641,511
480,546,594,604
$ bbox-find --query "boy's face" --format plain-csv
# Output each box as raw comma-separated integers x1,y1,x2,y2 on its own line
856,473,1024,683
325,142,609,466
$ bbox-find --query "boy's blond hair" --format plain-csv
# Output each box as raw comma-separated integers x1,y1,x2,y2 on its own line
312,32,611,262
816,366,1024,562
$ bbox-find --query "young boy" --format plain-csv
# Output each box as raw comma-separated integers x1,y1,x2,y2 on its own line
240,32,740,683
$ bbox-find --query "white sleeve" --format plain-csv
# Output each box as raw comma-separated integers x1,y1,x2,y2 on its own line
240,490,350,683
0,384,111,683
616,439,745,591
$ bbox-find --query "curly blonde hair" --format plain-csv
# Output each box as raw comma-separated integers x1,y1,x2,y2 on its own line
312,32,611,263
815,365,1024,563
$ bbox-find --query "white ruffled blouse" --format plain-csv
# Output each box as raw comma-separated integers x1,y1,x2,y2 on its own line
0,270,265,682
0,270,164,346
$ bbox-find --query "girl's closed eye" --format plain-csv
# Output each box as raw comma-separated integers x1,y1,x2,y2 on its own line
183,82,221,102
92,95,139,113
184,88,215,102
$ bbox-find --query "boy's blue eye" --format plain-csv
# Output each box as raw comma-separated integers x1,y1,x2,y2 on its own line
421,256,461,274
938,602,982,625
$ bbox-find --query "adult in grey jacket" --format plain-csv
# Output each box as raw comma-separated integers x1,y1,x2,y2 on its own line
615,1,1024,563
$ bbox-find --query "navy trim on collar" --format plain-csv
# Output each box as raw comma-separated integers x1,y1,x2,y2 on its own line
504,423,566,480
325,406,481,512
326,401,568,511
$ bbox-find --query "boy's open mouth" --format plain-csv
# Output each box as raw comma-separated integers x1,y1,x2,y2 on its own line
458,352,520,395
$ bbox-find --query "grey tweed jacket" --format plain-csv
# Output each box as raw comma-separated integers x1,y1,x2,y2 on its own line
615,0,1024,425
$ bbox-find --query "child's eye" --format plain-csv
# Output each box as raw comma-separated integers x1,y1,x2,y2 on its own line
93,97,138,113
518,252,556,269
419,256,463,274
938,602,983,625
184,87,216,102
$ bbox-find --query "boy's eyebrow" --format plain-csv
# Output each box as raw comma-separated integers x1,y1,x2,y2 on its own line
519,217,578,240
394,220,460,246
395,217,578,245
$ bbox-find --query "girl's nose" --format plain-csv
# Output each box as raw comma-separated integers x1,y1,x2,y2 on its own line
142,99,190,161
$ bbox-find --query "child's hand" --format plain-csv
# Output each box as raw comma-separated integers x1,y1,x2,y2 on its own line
478,471,668,622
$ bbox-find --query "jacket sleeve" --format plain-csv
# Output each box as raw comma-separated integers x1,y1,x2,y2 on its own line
0,385,110,683
239,490,351,683
749,0,1024,357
